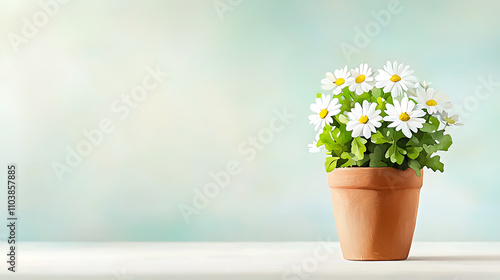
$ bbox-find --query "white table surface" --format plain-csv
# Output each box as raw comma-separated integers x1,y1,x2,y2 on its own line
1,242,499,279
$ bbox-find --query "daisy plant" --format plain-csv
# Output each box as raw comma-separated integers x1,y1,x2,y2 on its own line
308,61,461,176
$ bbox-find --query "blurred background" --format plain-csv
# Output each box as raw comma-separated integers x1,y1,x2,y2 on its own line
0,0,499,242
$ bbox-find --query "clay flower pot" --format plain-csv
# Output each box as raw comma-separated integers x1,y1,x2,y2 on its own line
327,167,423,261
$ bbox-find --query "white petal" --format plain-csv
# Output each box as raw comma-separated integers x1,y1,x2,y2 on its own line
387,120,399,128
384,115,399,122
370,119,382,128
308,114,318,122
362,125,371,139
406,99,416,112
346,121,359,131
322,84,334,90
310,103,319,113
321,78,332,84
352,123,364,138
366,102,377,117
400,96,409,112
383,82,394,93
393,99,402,114
410,109,426,118
346,111,356,121
401,124,412,138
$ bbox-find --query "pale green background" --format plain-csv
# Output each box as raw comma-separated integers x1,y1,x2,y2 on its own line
0,0,499,241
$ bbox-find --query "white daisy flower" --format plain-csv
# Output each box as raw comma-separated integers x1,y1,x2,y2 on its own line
383,96,426,138
321,66,351,95
414,88,452,114
440,111,463,126
419,80,432,90
346,63,375,95
308,94,341,131
407,85,419,97
346,100,382,139
375,61,417,98
308,133,324,153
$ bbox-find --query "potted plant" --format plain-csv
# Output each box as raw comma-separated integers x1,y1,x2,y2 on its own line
308,61,462,261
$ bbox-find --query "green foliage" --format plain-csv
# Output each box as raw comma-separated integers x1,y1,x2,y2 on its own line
338,114,349,124
325,156,340,172
351,137,367,160
340,152,356,167
371,131,389,144
406,146,423,159
369,145,388,167
408,159,422,176
317,87,455,177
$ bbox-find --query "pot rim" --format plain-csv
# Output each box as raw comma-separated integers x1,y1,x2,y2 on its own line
327,166,423,190
328,166,417,170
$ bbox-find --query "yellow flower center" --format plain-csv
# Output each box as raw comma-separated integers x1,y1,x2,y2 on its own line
390,74,401,82
319,109,328,119
355,75,365,83
444,117,455,124
426,99,437,106
399,112,410,121
359,115,369,124
334,78,345,86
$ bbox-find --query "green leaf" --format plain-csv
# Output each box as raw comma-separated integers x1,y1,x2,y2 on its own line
383,129,405,165
369,145,388,167
319,131,343,156
342,86,352,95
371,131,389,144
385,144,405,165
423,144,438,154
420,123,436,133
331,127,352,146
419,133,437,146
338,114,349,124
408,159,422,177
339,96,352,112
325,156,340,172
425,155,444,172
340,152,356,167
316,93,322,98
434,133,453,151
385,127,404,143
376,96,386,111
356,92,371,102
371,88,382,99
407,146,423,159
351,137,367,160
408,135,420,146
356,155,370,167
429,116,440,130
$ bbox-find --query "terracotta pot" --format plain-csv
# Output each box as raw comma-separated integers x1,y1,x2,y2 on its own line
327,167,423,261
